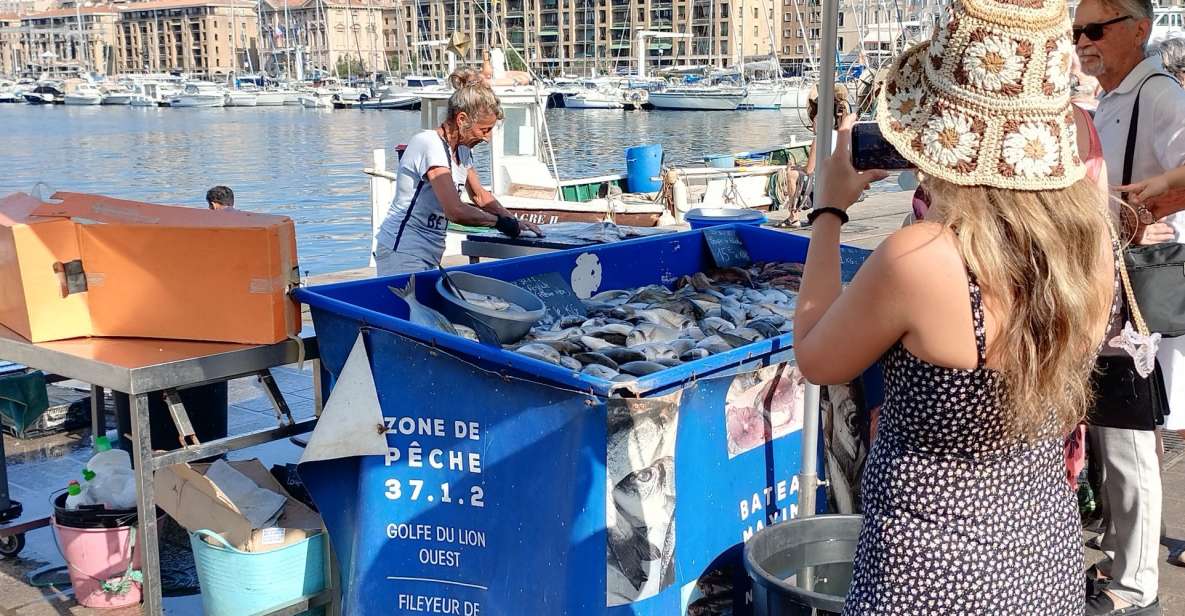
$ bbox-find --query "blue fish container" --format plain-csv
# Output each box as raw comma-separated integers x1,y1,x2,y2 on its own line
294,226,872,616
625,144,663,193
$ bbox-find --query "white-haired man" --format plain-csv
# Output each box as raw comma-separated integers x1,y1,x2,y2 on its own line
1076,0,1185,613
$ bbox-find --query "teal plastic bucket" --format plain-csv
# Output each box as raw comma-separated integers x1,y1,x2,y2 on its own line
625,144,663,193
190,529,326,616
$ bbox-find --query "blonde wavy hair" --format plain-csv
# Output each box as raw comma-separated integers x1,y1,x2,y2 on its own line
447,69,503,129
925,177,1112,439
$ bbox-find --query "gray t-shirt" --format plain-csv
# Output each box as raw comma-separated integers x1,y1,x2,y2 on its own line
375,129,474,265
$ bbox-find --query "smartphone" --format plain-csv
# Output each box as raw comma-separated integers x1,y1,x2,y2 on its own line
851,121,914,171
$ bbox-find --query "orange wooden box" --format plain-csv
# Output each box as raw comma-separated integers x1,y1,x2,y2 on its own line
0,191,300,345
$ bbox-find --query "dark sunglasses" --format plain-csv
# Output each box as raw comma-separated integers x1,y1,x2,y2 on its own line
1072,15,1132,43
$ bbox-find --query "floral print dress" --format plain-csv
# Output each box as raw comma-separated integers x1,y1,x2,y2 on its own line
842,275,1083,616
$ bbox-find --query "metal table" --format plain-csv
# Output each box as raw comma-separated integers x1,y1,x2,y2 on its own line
461,225,677,263
0,326,332,615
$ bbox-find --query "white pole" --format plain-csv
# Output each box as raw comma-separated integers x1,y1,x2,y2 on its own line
370,148,389,268
798,0,840,522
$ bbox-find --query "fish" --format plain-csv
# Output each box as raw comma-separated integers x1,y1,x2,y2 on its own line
619,361,668,376
517,343,562,365
700,317,735,337
388,276,458,335
608,457,676,592
629,343,678,361
505,262,805,379
590,289,632,304
695,336,733,354
601,347,649,365
747,319,783,339
580,335,616,351
556,314,589,329
462,292,525,313
452,324,479,342
530,339,586,356
626,324,682,346
575,352,619,370
582,364,620,380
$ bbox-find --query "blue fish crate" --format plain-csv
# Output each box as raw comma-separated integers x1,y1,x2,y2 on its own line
294,225,872,615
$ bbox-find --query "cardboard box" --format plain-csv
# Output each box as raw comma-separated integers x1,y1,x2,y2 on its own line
0,191,300,344
155,459,323,553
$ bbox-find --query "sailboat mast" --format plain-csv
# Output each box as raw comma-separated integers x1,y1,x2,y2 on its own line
283,0,293,79
231,0,238,80
74,3,90,73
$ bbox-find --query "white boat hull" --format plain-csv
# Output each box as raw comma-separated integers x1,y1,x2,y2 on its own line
359,96,419,110
300,95,333,108
225,92,258,107
170,95,225,108
563,94,623,109
101,94,133,105
64,94,102,105
648,92,744,111
23,93,57,104
255,92,286,106
739,90,785,110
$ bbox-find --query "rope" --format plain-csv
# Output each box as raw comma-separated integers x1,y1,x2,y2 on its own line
1108,194,1153,337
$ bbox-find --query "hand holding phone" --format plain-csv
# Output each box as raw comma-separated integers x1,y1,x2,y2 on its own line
819,116,892,213
851,121,915,171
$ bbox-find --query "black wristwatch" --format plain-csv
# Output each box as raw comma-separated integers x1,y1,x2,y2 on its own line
806,207,850,225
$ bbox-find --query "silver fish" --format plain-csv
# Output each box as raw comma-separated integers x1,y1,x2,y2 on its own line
626,324,681,346
517,343,562,365
388,276,457,335
452,324,479,342
590,289,632,304
582,364,620,380
580,335,616,351
619,361,668,376
601,347,649,365
695,336,732,354
575,352,619,370
629,343,678,361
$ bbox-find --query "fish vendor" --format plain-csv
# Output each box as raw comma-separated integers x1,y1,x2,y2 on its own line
374,69,543,276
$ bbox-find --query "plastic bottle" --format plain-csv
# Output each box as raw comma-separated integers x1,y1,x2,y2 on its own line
78,468,97,507
86,435,131,475
64,480,85,510
89,467,137,510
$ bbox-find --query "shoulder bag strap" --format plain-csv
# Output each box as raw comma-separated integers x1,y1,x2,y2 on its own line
1122,73,1177,185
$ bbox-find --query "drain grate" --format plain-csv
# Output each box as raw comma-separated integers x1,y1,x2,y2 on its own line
1165,429,1185,469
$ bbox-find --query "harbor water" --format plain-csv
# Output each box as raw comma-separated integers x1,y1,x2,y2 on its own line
0,104,816,274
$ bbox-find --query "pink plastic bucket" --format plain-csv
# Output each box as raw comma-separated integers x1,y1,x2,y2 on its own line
52,520,142,608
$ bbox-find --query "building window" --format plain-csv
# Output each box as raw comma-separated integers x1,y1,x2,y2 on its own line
796,44,804,53
753,25,757,36
837,12,844,26
752,7,757,17
810,27,820,38
837,35,844,49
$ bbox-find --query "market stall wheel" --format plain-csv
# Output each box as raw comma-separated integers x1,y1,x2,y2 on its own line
0,533,25,558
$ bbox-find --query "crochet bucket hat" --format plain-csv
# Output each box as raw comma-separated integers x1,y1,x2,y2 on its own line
875,0,1085,190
